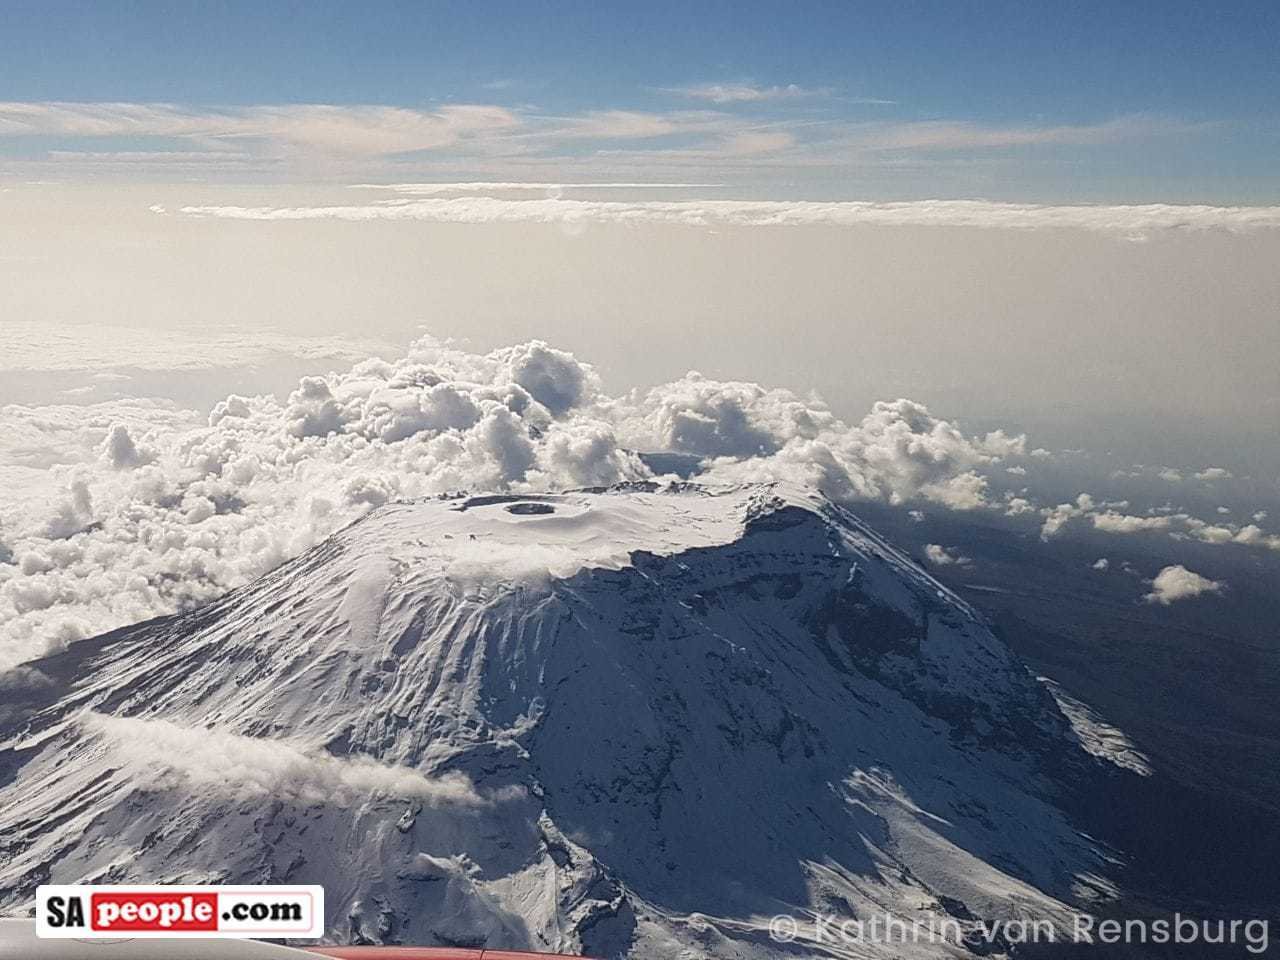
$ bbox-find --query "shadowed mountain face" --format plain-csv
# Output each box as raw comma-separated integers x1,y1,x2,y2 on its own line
0,484,1138,958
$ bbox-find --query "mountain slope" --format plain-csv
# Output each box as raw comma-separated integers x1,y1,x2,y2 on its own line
0,483,1126,958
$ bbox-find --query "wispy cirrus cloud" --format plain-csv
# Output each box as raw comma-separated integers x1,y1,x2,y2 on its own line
0,98,1214,181
0,100,520,158
719,131,798,155
661,82,897,108
553,109,713,140
664,82,828,104
532,114,1207,174
840,115,1205,153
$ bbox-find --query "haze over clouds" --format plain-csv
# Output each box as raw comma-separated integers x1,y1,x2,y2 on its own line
1,319,395,374
5,183,1278,479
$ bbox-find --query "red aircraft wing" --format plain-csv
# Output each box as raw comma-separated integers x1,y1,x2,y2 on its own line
307,948,595,960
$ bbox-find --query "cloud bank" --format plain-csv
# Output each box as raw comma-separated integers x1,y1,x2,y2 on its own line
0,336,1024,671
174,195,1280,237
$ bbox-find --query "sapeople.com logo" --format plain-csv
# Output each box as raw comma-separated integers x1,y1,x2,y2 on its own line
35,885,324,939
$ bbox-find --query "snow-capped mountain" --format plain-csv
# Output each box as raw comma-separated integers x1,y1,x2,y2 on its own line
0,483,1131,958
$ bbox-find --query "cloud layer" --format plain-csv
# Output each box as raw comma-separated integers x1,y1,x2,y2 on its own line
0,337,1023,670
174,194,1280,237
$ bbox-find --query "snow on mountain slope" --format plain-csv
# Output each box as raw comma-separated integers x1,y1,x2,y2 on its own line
0,482,1121,958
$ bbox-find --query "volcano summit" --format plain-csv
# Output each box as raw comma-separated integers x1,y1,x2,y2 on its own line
0,483,1135,958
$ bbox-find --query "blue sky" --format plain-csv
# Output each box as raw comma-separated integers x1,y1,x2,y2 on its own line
1,1,1277,199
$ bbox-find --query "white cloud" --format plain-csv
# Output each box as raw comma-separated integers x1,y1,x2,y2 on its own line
1231,525,1280,550
1193,466,1233,481
1143,565,1223,605
176,194,1280,237
1035,491,1280,553
504,340,595,415
621,374,831,458
1090,511,1173,535
924,544,971,566
845,401,1024,508
82,712,501,806
1092,558,1110,570
101,423,154,470
1040,494,1095,539
642,390,1021,509
1004,495,1034,516
1187,520,1280,552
